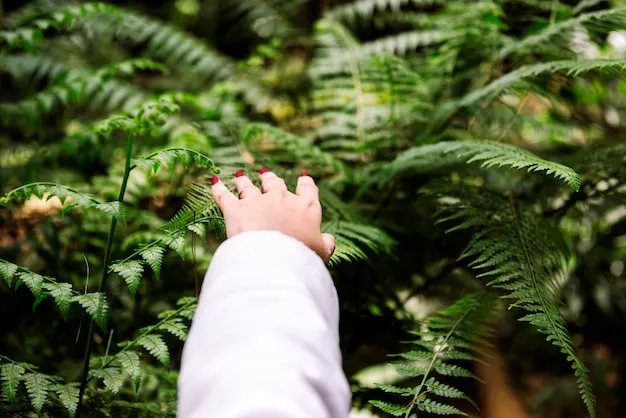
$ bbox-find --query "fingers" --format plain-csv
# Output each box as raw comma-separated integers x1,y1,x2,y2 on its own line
259,168,288,193
296,172,319,201
321,233,336,264
234,171,262,199
211,176,237,213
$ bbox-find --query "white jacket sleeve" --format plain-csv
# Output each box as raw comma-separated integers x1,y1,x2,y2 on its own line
178,231,351,418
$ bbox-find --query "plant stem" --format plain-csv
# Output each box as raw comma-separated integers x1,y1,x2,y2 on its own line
76,133,135,417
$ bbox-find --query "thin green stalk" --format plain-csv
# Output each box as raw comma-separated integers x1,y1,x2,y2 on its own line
76,133,135,417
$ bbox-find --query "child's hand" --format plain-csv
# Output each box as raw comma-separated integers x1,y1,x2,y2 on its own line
211,168,336,263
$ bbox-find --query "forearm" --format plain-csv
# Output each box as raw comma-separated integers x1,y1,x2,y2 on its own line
178,231,351,418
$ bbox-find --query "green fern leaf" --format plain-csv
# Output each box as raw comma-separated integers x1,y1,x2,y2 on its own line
89,367,123,394
140,246,165,277
54,383,79,417
18,271,44,298
1,363,25,403
115,351,142,390
497,7,626,60
0,261,18,287
387,140,581,191
368,400,406,417
158,318,188,341
24,373,49,412
110,260,144,296
137,335,170,367
187,223,206,240
43,282,74,317
94,201,126,222
163,233,186,260
133,148,218,176
418,398,466,416
72,293,108,331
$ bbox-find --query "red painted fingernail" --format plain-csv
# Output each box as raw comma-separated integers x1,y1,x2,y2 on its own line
211,176,219,185
300,171,308,177
259,167,270,175
235,170,244,178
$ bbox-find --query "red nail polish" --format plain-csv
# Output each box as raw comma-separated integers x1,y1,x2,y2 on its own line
300,171,308,177
211,176,219,185
235,170,244,178
259,167,270,175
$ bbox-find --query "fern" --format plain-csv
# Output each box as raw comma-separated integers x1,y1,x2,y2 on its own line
371,292,496,417
0,260,105,321
140,246,167,278
497,7,626,60
54,383,79,417
110,260,144,296
328,0,442,26
0,182,126,219
429,184,595,416
385,140,582,190
0,2,116,51
324,221,395,266
23,373,49,412
115,351,142,390
89,368,124,394
1,363,25,403
72,293,109,331
132,148,219,176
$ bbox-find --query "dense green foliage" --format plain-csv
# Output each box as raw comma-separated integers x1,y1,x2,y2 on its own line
1,0,626,416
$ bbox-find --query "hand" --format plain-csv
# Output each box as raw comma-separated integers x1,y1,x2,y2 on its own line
211,168,336,263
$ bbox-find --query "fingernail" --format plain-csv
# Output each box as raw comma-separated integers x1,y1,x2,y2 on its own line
211,176,220,185
259,167,270,175
235,170,244,178
300,171,308,177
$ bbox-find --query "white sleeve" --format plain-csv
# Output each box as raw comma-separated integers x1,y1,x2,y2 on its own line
178,231,351,418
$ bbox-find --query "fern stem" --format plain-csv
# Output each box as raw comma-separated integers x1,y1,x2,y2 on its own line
404,298,476,418
87,299,196,380
76,133,135,417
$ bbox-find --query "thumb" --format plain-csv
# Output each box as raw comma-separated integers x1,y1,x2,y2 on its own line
321,233,336,264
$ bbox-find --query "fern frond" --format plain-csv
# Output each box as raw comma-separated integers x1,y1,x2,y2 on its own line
0,260,96,319
323,222,395,266
386,140,581,190
241,123,347,176
115,352,142,390
458,59,626,111
109,260,144,296
497,7,626,60
72,293,109,331
23,373,49,412
1,363,25,403
140,246,166,278
96,9,235,83
430,59,626,132
371,292,496,418
0,2,116,51
327,0,441,26
89,368,123,394
219,0,298,40
430,185,595,417
132,148,219,176
0,182,126,219
137,335,169,367
54,383,79,417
